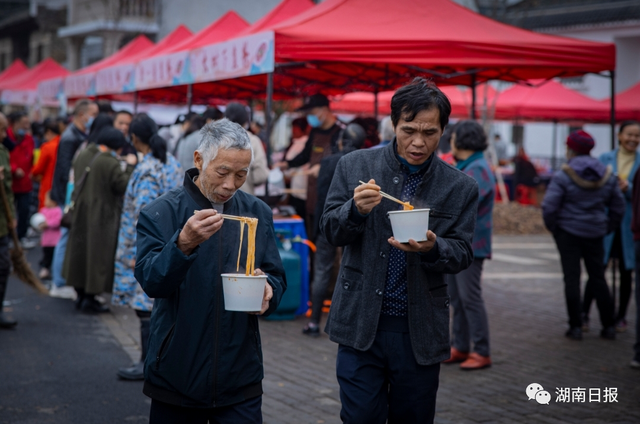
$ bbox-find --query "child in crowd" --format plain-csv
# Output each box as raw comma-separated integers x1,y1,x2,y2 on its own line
38,191,62,280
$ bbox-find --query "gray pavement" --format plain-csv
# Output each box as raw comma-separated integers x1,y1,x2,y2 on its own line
1,234,639,423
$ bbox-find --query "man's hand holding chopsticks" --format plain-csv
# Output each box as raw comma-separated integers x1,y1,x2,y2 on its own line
177,209,224,255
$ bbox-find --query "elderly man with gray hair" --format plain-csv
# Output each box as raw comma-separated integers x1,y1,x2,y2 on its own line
135,118,286,423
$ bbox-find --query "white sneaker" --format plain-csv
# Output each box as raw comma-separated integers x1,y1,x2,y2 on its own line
49,285,77,300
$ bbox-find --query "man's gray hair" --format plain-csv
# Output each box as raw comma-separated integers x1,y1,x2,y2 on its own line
73,99,95,116
197,118,253,170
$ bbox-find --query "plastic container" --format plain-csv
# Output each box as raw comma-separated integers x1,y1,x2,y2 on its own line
265,230,301,321
221,274,266,312
387,208,430,243
30,212,46,230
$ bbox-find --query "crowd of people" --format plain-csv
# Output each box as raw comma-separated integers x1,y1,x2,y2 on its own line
0,79,637,422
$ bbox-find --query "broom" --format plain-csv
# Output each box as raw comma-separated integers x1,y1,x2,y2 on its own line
0,178,48,294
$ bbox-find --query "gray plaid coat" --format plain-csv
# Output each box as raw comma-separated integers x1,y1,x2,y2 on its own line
320,142,478,366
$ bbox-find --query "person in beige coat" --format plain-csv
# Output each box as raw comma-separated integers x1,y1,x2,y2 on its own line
224,103,269,195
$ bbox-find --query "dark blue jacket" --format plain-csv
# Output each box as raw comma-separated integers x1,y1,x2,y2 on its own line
135,169,286,408
542,155,625,238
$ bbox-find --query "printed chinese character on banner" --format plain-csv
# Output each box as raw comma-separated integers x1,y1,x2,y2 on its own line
589,388,601,402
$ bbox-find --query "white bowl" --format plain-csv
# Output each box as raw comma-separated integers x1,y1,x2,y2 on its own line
387,208,430,243
30,212,46,230
221,274,266,312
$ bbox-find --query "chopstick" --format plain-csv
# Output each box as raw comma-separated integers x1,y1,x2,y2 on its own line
193,210,247,222
358,180,414,210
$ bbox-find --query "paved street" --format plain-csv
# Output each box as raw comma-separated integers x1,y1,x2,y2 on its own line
1,234,639,423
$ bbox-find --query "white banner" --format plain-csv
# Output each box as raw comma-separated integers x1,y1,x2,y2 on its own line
190,31,275,84
64,72,96,98
38,77,65,107
1,89,37,106
135,51,190,91
96,64,136,95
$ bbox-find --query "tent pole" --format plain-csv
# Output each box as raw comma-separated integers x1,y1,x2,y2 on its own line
133,91,138,114
610,70,616,150
551,120,558,171
265,72,274,166
471,74,477,120
374,89,379,121
187,84,193,113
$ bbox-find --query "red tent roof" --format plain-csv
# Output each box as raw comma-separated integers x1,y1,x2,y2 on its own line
166,11,249,54
0,59,28,84
133,0,615,105
270,0,615,91
237,0,314,36
0,58,68,91
613,82,640,121
116,25,193,65
330,87,475,118
493,80,610,122
73,35,154,75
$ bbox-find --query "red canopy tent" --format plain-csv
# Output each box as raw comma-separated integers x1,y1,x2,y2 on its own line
1,58,69,106
329,85,496,119
135,0,313,105
0,59,28,85
94,25,193,97
65,35,154,99
492,80,611,123
130,0,616,134
603,82,640,121
166,11,249,54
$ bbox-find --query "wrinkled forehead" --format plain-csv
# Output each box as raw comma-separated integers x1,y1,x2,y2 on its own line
210,148,252,172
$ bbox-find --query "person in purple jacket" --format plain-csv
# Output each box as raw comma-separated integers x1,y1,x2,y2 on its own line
542,130,624,341
443,121,495,370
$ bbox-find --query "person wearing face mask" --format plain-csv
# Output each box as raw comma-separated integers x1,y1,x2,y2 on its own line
583,121,640,333
49,99,98,295
63,127,137,313
224,102,269,196
135,119,286,422
275,94,345,240
7,112,34,248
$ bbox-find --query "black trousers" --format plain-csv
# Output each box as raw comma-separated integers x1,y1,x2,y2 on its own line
40,246,54,269
149,396,262,424
554,229,614,329
336,316,440,424
583,229,633,322
14,192,31,240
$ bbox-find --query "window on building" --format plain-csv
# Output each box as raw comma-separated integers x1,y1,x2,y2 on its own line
37,45,44,63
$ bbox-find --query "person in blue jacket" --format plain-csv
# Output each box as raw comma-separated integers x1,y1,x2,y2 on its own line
135,118,286,423
584,121,640,332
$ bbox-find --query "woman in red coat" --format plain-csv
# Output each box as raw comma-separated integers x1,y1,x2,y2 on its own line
7,112,34,246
